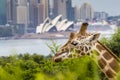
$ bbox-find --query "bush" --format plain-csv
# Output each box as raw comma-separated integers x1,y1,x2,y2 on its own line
35,56,101,80
0,54,103,80
101,28,120,57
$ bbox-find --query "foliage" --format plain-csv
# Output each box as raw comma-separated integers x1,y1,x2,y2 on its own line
35,56,101,80
46,39,61,55
101,27,120,57
0,53,105,80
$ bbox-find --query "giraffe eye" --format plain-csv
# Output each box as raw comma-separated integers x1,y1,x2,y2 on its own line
71,41,78,46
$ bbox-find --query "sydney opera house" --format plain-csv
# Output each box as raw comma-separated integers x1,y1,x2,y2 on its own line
36,15,74,33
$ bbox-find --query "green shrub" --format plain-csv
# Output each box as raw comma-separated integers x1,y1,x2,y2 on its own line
35,56,101,80
101,28,120,57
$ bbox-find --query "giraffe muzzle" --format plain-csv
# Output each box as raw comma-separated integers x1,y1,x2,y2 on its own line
54,57,62,62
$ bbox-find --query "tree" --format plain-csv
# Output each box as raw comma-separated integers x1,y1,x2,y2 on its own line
101,28,120,57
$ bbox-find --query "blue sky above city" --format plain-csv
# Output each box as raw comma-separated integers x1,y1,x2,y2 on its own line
72,0,120,16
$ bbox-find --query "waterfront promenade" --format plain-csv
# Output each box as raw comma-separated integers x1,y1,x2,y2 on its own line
0,31,74,40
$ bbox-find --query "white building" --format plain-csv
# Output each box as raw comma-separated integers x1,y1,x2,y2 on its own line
36,15,74,33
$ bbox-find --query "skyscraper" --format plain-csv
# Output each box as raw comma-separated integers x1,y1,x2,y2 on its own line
53,0,67,19
80,2,94,21
53,0,58,18
7,0,15,24
16,0,29,24
6,0,50,33
94,12,108,20
28,0,49,27
38,3,44,24
41,0,49,20
29,0,38,27
16,0,29,33
74,5,80,21
66,0,73,21
0,0,7,25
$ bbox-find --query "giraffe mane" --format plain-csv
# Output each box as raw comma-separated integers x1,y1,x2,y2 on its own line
97,41,120,62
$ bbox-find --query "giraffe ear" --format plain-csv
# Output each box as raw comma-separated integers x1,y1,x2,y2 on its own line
89,33,100,43
61,32,76,48
79,22,88,34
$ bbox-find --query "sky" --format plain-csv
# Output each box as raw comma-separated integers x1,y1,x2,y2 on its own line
72,0,120,16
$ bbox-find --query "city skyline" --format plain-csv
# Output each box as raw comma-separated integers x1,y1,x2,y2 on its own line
0,0,120,37
72,0,120,16
0,0,119,26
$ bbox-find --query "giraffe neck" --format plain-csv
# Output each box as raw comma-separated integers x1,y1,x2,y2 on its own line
92,41,120,79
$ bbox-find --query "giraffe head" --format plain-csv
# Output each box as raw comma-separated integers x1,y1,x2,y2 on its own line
69,22,100,56
53,32,76,62
53,23,89,62
71,32,100,56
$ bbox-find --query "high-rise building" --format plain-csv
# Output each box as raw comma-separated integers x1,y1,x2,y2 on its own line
74,5,80,21
16,0,29,33
16,0,29,24
71,7,75,21
53,0,58,18
80,2,94,21
66,0,74,21
94,12,108,20
29,0,39,27
6,0,50,33
38,3,44,24
59,0,67,19
7,0,16,24
0,0,7,25
28,0,49,27
41,0,49,20
53,0,67,19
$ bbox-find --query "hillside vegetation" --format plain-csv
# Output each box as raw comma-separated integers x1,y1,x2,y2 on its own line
0,54,103,80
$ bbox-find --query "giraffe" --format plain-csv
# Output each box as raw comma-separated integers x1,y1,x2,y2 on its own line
53,23,120,80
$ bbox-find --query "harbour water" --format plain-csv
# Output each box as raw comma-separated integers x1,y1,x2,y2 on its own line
0,33,112,56
0,39,67,56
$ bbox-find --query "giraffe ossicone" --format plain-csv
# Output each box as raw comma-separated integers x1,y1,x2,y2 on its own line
53,23,120,80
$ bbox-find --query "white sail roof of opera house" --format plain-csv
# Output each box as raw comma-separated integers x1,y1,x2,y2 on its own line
59,21,74,31
56,19,67,31
42,18,51,33
36,24,43,33
36,15,74,33
36,17,51,33
45,15,62,32
52,15,62,25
